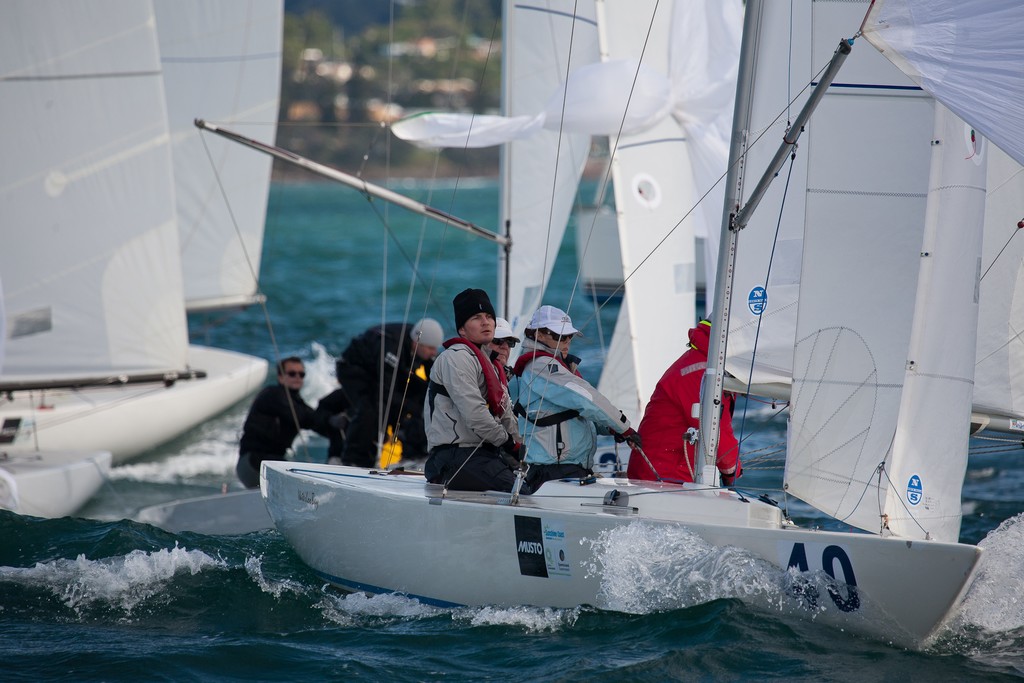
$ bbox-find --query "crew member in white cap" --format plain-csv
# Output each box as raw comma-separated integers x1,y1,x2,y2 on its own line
510,305,640,489
486,316,520,380
320,317,443,466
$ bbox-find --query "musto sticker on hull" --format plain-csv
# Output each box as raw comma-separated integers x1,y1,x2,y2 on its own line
514,516,572,579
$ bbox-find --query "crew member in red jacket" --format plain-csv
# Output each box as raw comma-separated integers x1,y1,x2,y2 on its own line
626,319,741,485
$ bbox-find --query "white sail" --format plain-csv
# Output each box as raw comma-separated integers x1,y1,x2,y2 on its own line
861,0,1024,168
593,0,741,423
496,2,599,331
862,0,1024,427
722,2,813,388
0,0,189,382
884,104,987,541
0,0,270,464
155,0,283,312
748,1,936,535
974,148,1024,423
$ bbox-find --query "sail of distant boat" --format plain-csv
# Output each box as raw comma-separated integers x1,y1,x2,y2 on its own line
0,0,278,464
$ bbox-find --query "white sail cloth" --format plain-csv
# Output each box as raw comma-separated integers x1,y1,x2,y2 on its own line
862,0,1024,168
863,0,1024,426
0,1,189,381
156,0,283,312
392,1,741,327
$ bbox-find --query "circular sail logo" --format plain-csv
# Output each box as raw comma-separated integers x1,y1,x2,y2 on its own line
906,474,923,506
748,287,767,315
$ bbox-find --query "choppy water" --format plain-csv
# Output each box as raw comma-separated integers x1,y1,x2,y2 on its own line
4,182,1024,681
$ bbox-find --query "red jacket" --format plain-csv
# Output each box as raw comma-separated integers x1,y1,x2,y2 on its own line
626,322,740,482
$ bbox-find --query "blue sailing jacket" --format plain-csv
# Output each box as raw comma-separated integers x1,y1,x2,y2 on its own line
510,338,630,468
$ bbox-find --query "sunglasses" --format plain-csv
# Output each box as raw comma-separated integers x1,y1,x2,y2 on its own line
493,338,517,348
284,370,306,378
544,330,575,340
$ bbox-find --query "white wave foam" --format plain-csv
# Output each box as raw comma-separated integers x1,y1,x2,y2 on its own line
243,554,312,600
459,605,581,632
304,341,339,402
317,589,442,626
313,588,578,632
0,544,224,615
589,523,789,613
586,522,893,640
951,513,1024,634
111,420,242,483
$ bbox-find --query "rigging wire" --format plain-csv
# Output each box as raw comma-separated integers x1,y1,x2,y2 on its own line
198,129,314,460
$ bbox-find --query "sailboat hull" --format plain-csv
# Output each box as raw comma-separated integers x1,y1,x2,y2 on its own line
0,449,112,518
262,460,980,646
0,346,267,465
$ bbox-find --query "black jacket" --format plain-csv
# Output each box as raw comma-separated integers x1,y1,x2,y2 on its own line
335,322,431,418
239,384,319,456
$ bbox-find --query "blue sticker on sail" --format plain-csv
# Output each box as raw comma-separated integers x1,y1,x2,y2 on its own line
748,287,767,315
906,474,923,506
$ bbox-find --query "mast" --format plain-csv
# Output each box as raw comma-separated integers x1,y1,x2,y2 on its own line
497,0,514,317
696,0,761,485
698,1,853,484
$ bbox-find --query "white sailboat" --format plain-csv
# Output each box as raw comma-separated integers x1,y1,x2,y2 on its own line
0,0,280,466
258,0,1024,646
0,263,112,520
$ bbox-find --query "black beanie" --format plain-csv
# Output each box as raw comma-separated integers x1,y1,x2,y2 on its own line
453,288,495,331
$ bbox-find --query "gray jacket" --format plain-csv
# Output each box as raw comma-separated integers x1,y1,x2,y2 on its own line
425,342,517,450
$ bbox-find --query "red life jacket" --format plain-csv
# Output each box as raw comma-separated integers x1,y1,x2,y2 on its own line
511,349,582,378
441,337,506,415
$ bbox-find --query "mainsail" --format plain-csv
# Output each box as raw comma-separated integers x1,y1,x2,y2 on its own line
0,1,189,382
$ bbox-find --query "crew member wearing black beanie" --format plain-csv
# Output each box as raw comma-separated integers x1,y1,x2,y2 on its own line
452,287,496,331
423,288,529,494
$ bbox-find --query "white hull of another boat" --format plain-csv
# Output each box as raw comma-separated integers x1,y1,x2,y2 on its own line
262,461,981,646
134,489,272,536
0,449,112,518
0,346,267,465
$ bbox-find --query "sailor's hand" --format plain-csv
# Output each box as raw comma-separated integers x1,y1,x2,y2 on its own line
615,428,641,449
501,435,522,461
720,461,742,487
327,412,349,434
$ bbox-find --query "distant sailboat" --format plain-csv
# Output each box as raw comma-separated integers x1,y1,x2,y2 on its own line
0,0,281,465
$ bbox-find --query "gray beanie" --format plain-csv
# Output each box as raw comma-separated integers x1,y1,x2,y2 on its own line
410,318,443,347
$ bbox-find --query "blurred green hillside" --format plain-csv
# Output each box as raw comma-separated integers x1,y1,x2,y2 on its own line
277,0,503,179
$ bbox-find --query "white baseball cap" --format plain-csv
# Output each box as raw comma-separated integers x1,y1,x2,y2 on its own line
526,305,582,337
492,317,520,342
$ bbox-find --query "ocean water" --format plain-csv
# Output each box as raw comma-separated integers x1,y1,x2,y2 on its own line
4,182,1024,681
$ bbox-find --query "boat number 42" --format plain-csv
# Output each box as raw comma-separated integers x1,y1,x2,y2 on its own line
786,543,860,613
